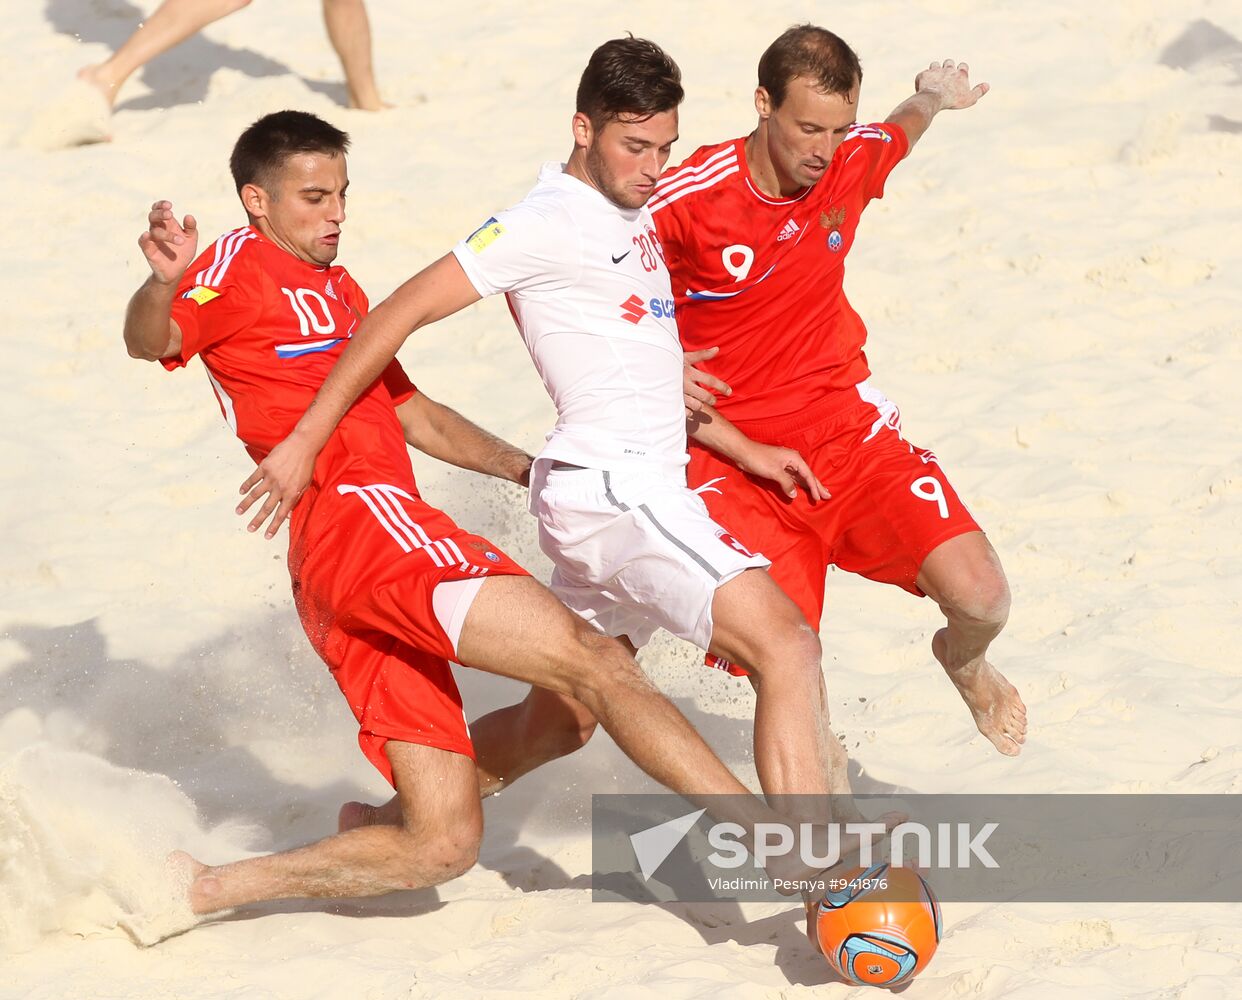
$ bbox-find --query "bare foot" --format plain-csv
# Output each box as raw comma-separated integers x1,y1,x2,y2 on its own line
345,86,392,112
76,65,120,110
338,795,401,832
167,850,224,916
933,628,1027,756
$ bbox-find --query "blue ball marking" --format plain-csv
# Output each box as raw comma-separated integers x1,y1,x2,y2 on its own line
837,931,919,986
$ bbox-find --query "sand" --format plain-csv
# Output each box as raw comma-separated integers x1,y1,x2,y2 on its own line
1,0,1240,996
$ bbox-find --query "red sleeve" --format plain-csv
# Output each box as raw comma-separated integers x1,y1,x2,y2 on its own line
861,121,910,203
164,249,263,370
382,358,418,406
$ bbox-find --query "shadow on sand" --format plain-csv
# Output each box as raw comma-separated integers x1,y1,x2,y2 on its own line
1159,18,1242,134
44,0,345,112
3,614,910,979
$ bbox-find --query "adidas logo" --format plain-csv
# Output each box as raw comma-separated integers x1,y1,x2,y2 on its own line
777,219,800,242
324,279,337,300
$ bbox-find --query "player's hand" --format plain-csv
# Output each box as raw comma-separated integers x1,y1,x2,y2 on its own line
138,201,199,286
738,442,830,504
236,433,318,539
914,60,989,112
683,346,732,415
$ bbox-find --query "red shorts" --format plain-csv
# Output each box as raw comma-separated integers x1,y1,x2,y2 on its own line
691,385,980,676
290,481,528,785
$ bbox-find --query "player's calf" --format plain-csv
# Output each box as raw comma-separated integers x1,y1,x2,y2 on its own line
918,531,1011,651
710,569,838,807
469,685,599,795
341,687,599,826
918,534,1026,755
516,684,599,759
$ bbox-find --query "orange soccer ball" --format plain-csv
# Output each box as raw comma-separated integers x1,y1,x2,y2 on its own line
815,863,942,988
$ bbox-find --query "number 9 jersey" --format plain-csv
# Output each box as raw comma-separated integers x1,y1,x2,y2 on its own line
650,123,909,423
650,124,983,676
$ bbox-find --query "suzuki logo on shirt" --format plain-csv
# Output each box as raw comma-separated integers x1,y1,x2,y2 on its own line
620,294,675,324
620,294,648,323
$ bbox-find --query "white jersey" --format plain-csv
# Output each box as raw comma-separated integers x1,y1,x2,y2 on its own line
452,162,688,478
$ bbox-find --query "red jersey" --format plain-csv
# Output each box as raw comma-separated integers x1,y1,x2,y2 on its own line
651,122,909,422
163,225,418,544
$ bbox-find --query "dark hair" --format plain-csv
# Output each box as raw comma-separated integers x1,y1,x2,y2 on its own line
758,24,862,107
576,36,684,127
229,110,350,195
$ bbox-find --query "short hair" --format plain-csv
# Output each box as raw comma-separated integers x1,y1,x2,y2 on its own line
229,110,350,195
576,36,684,128
757,24,862,107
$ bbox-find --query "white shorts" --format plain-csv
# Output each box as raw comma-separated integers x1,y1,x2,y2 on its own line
533,465,770,649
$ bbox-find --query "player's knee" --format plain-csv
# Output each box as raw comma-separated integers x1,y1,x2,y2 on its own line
224,0,253,13
564,627,652,707
538,607,607,675
781,624,824,683
790,621,823,666
409,823,482,884
745,620,823,685
947,565,1011,631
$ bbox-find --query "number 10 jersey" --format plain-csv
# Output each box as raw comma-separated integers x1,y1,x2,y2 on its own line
164,226,419,528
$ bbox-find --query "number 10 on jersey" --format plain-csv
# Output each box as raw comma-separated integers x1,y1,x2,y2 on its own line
281,287,336,337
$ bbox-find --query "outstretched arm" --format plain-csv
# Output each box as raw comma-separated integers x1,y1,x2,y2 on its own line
236,252,481,538
397,391,532,487
687,406,829,503
885,59,989,152
124,200,198,360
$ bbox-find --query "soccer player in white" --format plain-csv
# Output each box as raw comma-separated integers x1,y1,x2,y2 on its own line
241,38,855,827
